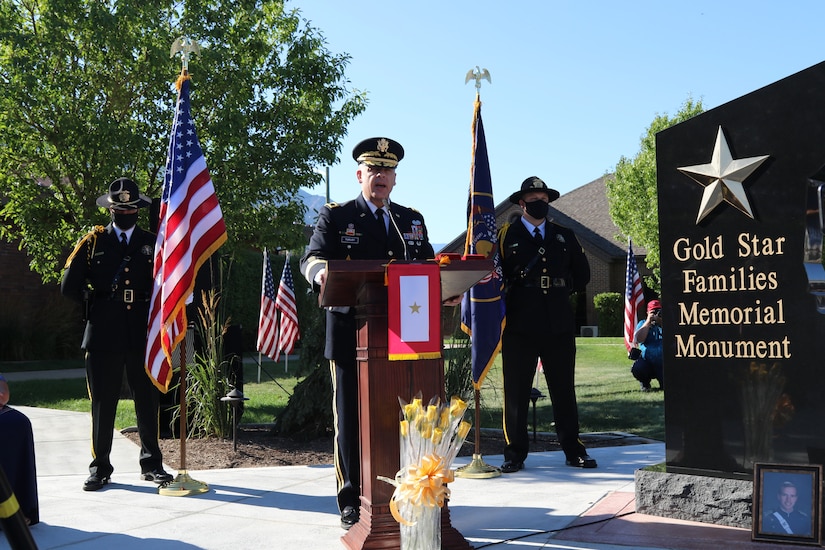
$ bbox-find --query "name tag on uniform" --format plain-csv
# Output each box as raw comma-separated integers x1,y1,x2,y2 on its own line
341,236,359,244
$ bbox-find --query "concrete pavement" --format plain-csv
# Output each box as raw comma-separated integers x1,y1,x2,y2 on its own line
3,405,667,549
1,369,776,549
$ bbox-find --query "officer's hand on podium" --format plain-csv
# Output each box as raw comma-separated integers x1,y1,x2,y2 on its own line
442,295,463,307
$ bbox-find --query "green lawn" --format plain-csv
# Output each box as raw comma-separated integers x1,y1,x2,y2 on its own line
2,337,664,440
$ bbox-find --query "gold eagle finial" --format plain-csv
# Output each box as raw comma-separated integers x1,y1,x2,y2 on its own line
464,66,491,91
170,36,201,73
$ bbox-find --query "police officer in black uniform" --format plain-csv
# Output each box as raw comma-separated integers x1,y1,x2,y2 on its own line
300,137,435,529
61,178,172,491
498,176,594,473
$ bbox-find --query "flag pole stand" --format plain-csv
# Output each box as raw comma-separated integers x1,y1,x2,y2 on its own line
455,389,501,479
160,339,209,496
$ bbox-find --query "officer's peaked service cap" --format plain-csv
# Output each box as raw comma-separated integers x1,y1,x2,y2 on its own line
352,137,404,168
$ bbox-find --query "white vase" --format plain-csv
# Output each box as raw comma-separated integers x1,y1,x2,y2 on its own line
399,501,441,550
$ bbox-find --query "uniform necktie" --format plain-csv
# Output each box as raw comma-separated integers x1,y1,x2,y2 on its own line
376,208,387,234
533,226,542,242
120,232,128,250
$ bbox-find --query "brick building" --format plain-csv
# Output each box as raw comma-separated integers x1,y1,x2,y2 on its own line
0,238,79,360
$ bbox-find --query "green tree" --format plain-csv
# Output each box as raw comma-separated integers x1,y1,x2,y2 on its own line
605,97,703,290
0,0,366,282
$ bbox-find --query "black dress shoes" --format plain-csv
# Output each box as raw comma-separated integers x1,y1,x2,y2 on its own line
340,505,359,530
565,454,598,468
142,469,174,483
83,474,110,491
500,460,524,473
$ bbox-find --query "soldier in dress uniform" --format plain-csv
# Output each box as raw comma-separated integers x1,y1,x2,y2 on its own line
300,137,435,529
763,480,812,536
497,176,595,473
0,373,38,525
61,178,172,491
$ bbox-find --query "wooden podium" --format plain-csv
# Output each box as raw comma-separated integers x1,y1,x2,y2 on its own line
320,259,492,550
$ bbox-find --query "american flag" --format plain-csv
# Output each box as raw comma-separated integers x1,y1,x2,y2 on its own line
460,96,504,388
145,75,227,392
274,256,300,361
256,249,279,361
624,240,644,352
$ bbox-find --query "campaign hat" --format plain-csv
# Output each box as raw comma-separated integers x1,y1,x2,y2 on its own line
96,178,151,210
508,176,561,204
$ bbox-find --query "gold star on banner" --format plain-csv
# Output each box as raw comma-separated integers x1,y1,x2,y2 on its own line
677,126,769,224
409,302,422,314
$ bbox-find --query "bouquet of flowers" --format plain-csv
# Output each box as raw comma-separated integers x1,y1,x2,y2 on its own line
379,393,471,550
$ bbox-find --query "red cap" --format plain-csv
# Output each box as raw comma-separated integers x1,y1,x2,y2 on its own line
647,299,661,312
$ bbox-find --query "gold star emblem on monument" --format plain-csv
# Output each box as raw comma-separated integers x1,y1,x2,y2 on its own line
409,302,421,314
677,126,769,224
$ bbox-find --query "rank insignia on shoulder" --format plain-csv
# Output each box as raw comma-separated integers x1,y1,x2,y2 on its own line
325,202,340,208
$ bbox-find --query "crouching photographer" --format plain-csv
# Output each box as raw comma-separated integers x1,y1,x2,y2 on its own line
630,299,664,392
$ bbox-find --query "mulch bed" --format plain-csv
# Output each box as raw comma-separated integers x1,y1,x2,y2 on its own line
124,426,657,471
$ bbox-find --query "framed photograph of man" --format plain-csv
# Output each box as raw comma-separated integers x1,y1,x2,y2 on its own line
752,463,821,545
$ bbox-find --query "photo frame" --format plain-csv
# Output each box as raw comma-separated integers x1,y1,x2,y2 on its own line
752,463,821,545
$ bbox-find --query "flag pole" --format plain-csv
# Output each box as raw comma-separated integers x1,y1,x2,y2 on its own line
157,38,211,496
179,339,187,470
258,247,269,384
160,329,208,497
281,253,288,373
259,248,265,383
455,70,500,479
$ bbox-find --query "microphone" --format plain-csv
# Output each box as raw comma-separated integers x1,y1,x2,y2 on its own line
383,198,410,260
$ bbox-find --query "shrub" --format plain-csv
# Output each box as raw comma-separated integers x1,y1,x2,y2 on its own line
176,289,233,438
594,292,623,337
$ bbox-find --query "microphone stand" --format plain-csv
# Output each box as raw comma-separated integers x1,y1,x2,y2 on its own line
383,198,410,260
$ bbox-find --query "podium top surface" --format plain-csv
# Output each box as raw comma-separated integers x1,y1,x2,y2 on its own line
319,258,494,307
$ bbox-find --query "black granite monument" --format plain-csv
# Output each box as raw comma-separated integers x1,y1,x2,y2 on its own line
657,60,825,479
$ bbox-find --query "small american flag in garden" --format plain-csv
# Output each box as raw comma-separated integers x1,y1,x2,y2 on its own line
624,240,644,351
273,255,300,361
256,249,279,361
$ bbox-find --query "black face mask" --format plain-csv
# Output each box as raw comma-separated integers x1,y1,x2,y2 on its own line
112,211,138,230
524,199,549,220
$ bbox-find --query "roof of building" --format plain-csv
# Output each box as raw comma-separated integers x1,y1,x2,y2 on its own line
441,174,647,260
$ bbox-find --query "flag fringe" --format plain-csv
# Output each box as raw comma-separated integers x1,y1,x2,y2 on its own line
389,352,442,361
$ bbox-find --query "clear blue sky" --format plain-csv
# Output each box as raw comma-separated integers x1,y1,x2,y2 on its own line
291,0,825,246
